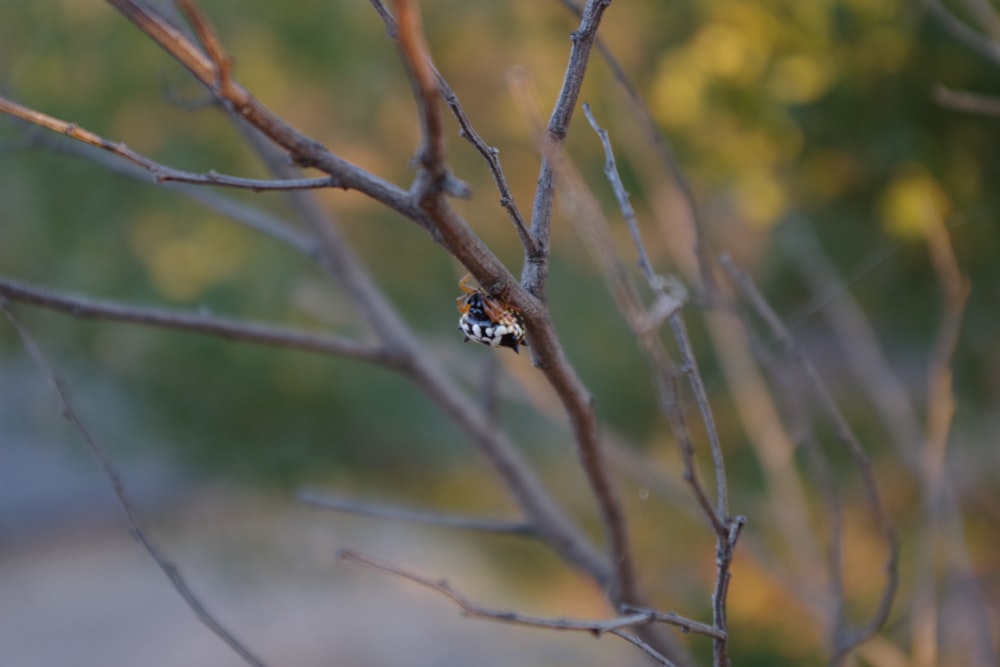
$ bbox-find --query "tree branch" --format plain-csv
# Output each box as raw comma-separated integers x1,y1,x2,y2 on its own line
557,0,717,301
720,254,899,662
0,95,334,191
336,549,677,666
104,0,431,231
521,0,612,298
0,275,397,366
933,84,1000,116
366,0,538,255
924,0,1000,67
0,301,270,667
298,490,535,536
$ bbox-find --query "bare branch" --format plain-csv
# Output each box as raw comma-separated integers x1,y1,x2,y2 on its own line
582,104,730,526
923,0,1000,67
620,606,727,641
298,491,535,536
720,254,899,661
366,0,538,255
606,631,680,667
0,275,398,366
558,0,717,300
960,0,1000,39
104,0,430,229
521,0,612,298
337,549,677,666
934,84,1000,115
393,0,458,200
16,132,318,255
0,94,334,191
0,302,270,667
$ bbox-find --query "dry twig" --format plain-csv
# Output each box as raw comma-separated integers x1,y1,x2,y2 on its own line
721,254,899,663
0,95,334,191
0,302,269,667
337,548,703,667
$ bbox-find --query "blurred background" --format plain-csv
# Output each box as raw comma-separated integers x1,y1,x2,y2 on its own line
0,0,997,665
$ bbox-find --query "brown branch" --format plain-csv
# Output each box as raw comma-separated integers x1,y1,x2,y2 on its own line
393,0,454,200
521,0,612,298
298,491,535,536
361,0,643,623
366,0,538,256
35,4,664,660
720,255,899,662
0,275,398,366
104,0,431,232
0,302,270,667
0,95,334,192
337,549,677,666
221,31,615,598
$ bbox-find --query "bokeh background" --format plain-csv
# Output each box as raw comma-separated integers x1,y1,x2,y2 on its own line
1,0,998,665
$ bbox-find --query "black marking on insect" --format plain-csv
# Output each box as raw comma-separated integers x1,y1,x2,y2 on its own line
455,274,526,353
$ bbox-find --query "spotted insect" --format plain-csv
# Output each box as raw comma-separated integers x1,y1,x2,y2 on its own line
456,274,527,353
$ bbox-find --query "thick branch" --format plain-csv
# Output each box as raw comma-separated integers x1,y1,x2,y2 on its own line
105,0,430,230
367,0,537,255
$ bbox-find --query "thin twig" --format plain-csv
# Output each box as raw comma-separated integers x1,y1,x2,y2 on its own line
582,104,730,524
105,0,431,231
298,491,535,536
0,276,398,366
933,84,1000,115
923,0,1000,67
337,549,676,665
720,254,899,662
620,606,727,641
521,0,612,298
18,132,317,255
606,631,679,667
578,104,732,586
0,95,335,191
557,0,717,300
365,0,538,255
961,0,1000,38
0,302,270,667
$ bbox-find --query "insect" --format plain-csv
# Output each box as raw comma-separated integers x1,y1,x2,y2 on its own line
456,273,526,353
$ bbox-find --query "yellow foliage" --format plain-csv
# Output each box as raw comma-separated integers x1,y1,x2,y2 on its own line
878,164,951,239
733,168,787,227
768,54,835,104
691,23,769,84
651,51,708,129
